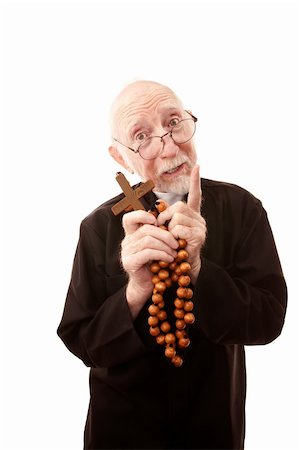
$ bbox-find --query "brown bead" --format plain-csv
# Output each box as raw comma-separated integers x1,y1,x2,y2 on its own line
177,287,187,299
156,334,165,345
171,354,183,367
153,288,158,294
148,304,160,315
158,300,165,309
185,288,193,299
184,300,194,311
169,262,177,271
174,298,185,309
174,308,185,319
149,326,160,336
176,249,189,261
159,224,168,231
155,281,166,293
175,329,187,339
180,262,191,273
174,266,183,276
157,310,167,321
156,201,167,213
177,238,187,249
165,278,172,288
178,275,191,287
184,312,195,324
158,269,169,280
158,260,169,268
152,293,163,304
171,273,179,283
165,345,176,359
148,316,159,326
175,319,186,330
178,337,190,348
151,275,160,285
150,262,160,273
160,321,171,333
165,333,176,344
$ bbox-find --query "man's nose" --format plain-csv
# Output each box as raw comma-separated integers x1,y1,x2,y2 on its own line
159,133,179,159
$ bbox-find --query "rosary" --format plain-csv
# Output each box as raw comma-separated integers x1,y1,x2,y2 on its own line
112,173,195,367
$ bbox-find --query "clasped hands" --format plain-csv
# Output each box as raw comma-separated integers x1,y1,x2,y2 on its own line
121,166,207,318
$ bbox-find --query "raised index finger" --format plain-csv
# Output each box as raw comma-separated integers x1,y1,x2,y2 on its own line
187,165,202,212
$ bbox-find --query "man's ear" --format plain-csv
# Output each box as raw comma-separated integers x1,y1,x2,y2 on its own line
108,146,134,174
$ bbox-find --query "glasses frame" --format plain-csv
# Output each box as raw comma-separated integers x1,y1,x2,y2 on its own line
113,110,198,160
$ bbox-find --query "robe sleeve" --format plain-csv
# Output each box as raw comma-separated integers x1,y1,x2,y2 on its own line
193,200,287,345
57,220,153,368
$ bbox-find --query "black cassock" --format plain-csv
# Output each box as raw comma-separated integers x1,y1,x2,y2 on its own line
57,178,287,450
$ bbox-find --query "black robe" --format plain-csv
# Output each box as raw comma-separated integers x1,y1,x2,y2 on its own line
57,178,287,450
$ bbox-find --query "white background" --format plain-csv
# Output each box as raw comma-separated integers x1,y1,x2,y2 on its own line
1,0,298,449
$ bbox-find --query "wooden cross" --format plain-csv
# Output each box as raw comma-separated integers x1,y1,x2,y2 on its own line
111,172,155,216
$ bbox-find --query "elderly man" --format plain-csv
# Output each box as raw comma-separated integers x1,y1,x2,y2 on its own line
57,80,287,450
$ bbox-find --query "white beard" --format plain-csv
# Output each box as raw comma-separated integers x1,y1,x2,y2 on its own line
154,154,194,194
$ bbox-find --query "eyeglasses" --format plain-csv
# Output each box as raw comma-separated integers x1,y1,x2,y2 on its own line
113,110,198,160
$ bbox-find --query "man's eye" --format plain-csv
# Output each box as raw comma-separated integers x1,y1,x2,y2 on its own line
136,132,147,142
169,118,180,127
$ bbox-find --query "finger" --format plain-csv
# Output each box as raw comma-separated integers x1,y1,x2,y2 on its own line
125,234,178,258
156,201,186,227
167,212,194,231
187,165,201,212
136,224,179,249
122,210,156,234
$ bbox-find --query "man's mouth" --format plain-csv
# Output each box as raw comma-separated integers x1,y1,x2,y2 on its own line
162,163,185,176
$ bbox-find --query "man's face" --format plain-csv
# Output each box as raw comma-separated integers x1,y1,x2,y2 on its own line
113,83,197,194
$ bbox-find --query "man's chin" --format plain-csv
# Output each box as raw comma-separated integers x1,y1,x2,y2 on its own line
156,175,191,195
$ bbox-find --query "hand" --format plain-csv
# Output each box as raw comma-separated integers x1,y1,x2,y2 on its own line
121,210,179,318
157,165,207,283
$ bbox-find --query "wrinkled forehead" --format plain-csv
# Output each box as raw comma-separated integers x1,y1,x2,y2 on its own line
110,82,184,137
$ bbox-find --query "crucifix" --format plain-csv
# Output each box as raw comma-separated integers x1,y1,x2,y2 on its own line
111,172,155,216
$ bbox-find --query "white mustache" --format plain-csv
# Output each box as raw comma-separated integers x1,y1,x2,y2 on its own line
156,154,192,177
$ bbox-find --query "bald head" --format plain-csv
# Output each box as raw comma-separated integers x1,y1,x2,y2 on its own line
110,80,184,139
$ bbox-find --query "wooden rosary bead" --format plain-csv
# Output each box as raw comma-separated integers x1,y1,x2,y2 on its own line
175,329,187,339
185,288,193,299
150,262,160,273
174,298,185,309
171,273,179,283
180,262,191,273
155,201,167,213
174,266,183,276
165,277,172,288
184,312,195,324
158,261,169,268
177,238,187,249
156,334,165,345
165,333,176,345
157,310,167,321
178,275,191,287
158,269,169,280
160,321,171,333
155,281,167,293
151,275,160,285
158,300,165,309
165,345,176,359
149,326,160,336
176,249,189,262
148,316,159,327
169,262,177,271
171,355,183,367
178,337,190,349
174,308,185,319
177,287,188,299
159,224,168,230
184,300,194,311
148,304,160,315
175,319,186,330
152,293,163,304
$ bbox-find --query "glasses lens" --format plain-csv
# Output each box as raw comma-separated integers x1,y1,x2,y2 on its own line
138,137,163,160
172,119,196,144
